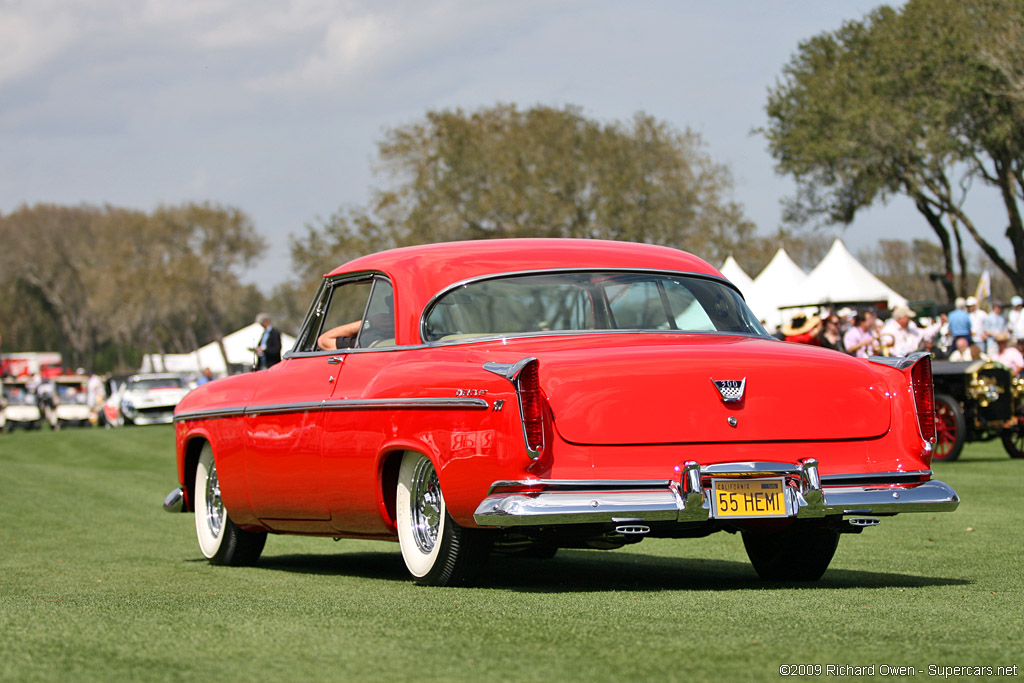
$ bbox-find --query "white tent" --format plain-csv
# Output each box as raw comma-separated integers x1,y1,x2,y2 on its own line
720,255,755,301
783,239,907,310
748,248,810,331
140,323,297,376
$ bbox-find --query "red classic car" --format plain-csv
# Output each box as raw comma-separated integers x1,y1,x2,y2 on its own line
164,239,959,585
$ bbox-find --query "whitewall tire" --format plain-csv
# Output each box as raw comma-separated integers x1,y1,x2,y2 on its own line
194,443,266,566
395,452,489,586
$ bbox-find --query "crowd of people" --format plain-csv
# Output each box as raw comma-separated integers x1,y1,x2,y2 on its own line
778,295,1024,376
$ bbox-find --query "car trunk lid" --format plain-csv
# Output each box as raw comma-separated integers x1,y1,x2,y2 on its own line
537,335,891,445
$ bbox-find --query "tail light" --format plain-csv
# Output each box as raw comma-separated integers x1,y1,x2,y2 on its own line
515,359,545,457
910,355,936,442
483,357,547,459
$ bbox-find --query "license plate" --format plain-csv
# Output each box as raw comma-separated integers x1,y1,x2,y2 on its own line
713,478,787,518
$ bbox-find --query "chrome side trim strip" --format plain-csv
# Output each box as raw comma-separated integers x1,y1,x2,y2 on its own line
323,398,489,410
174,407,246,422
245,401,324,416
820,470,932,484
174,397,489,422
485,479,675,494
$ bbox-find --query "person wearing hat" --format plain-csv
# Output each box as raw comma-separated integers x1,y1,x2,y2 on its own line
967,296,986,343
993,332,1023,376
880,305,938,357
782,313,822,345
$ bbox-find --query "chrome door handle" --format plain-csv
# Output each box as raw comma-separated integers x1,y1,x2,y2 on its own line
327,356,343,365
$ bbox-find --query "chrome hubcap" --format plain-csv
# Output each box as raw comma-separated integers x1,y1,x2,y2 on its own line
410,458,441,553
204,462,224,539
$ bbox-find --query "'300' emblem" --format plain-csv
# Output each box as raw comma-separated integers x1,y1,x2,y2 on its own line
711,378,746,403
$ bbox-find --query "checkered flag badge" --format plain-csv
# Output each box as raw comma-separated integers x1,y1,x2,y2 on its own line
712,378,746,402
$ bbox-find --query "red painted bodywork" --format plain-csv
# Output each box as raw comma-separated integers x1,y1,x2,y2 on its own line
173,239,933,538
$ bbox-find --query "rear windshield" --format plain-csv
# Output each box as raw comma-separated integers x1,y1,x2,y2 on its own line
422,271,767,342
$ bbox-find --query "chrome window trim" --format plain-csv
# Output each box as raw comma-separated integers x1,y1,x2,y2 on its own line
295,270,393,353
426,327,767,347
419,267,758,343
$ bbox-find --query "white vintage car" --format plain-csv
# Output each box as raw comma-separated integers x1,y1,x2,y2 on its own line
47,375,93,429
113,373,190,426
2,379,43,431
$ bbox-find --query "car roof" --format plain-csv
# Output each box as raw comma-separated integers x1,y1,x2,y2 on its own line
323,239,729,345
328,238,723,288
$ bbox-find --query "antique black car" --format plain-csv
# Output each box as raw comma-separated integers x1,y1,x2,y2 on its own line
931,359,1024,461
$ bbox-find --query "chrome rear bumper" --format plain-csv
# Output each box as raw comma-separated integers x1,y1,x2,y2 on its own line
473,459,960,527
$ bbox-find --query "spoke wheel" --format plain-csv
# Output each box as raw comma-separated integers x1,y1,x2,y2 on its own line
396,452,489,586
194,443,266,566
742,523,840,582
1001,404,1024,458
932,394,965,462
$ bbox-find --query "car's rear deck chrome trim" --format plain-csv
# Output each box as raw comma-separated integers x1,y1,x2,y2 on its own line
473,463,959,527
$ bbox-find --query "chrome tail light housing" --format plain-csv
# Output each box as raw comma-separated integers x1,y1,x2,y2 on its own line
910,354,936,443
484,357,546,459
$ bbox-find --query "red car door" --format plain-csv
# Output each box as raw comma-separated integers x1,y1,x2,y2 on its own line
244,355,337,521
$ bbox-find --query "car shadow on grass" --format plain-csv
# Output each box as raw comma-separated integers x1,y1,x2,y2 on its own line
251,549,969,592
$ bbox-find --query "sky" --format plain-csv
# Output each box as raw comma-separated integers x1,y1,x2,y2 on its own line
0,0,1011,291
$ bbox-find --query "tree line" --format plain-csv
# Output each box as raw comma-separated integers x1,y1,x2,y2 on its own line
2,104,1013,374
0,203,267,373
8,0,1023,372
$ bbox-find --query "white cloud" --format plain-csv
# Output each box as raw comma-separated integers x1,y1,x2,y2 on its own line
138,0,340,49
246,1,555,95
0,5,80,87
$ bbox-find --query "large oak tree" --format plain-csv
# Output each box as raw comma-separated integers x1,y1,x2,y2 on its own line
289,104,755,284
761,0,1024,299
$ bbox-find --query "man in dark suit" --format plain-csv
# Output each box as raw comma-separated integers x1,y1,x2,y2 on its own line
255,313,282,369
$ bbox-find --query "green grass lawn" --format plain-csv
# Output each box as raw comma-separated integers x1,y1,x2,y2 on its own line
0,425,1020,681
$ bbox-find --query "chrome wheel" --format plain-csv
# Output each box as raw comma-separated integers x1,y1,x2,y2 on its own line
202,459,225,541
410,457,442,553
396,451,491,586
